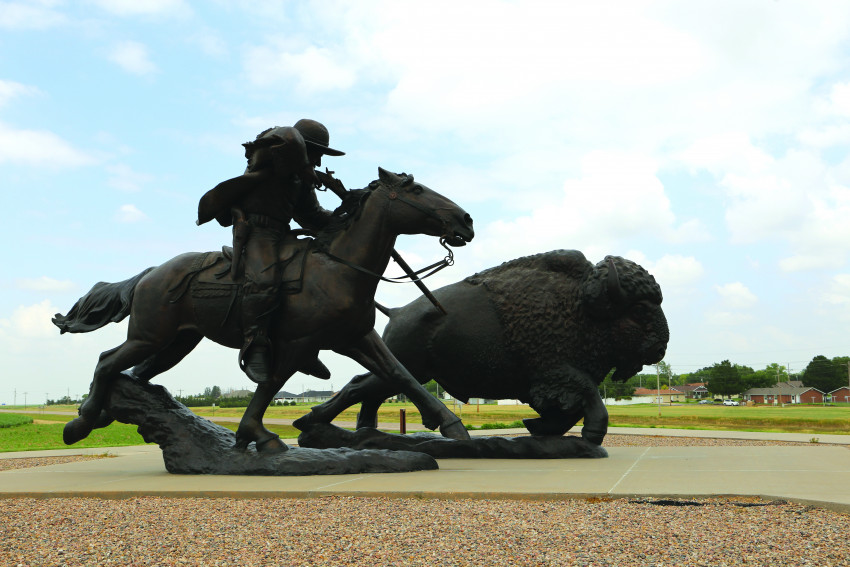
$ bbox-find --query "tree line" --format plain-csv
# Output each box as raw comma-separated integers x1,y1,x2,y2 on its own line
600,355,850,399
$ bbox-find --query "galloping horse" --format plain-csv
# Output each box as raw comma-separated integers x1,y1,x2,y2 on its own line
55,168,475,452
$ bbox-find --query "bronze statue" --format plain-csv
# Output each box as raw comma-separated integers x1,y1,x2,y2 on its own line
197,119,344,384
54,167,475,452
295,251,669,446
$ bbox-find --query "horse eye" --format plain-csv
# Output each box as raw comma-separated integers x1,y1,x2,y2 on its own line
412,185,423,194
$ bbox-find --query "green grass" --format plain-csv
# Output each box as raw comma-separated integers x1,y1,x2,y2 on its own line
0,414,33,428
0,421,151,452
605,404,850,434
4,400,848,452
0,411,301,453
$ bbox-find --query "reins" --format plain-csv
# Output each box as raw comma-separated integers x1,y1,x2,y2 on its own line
317,183,456,284
321,238,454,284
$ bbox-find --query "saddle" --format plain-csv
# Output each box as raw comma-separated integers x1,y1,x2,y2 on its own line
168,234,312,328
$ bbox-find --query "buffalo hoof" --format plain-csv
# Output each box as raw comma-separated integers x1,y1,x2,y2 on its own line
440,418,470,441
256,436,288,454
581,428,606,445
63,417,94,445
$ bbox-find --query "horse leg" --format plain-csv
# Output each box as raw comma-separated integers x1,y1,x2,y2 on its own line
131,331,204,382
234,345,306,453
338,330,469,440
293,371,398,431
233,379,289,453
64,338,162,445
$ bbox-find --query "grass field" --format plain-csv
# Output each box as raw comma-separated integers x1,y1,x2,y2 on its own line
1,400,848,452
0,410,303,453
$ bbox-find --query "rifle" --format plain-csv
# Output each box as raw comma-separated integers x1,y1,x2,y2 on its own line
316,168,448,315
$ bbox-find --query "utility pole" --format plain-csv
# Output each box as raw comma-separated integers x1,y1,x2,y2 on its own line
656,364,661,417
22,392,28,409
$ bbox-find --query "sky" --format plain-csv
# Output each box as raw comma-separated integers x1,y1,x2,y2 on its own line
2,0,850,405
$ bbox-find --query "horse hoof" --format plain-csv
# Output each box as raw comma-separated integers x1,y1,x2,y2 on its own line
292,412,317,431
63,417,94,445
256,436,288,454
440,419,470,441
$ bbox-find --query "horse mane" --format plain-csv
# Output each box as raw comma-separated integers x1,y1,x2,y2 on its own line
314,188,372,248
313,172,414,248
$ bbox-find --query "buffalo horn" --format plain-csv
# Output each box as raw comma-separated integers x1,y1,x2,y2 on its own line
607,257,627,311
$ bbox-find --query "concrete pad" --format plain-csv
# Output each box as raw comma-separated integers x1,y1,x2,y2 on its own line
2,432,849,513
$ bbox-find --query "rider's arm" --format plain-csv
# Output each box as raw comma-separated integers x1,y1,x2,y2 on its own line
293,183,334,231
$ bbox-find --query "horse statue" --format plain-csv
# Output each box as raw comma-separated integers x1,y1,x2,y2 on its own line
53,168,475,453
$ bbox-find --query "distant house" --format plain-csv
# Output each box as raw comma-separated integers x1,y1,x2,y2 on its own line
633,387,685,403
742,381,824,404
273,391,299,404
674,383,709,400
295,390,335,403
828,387,850,404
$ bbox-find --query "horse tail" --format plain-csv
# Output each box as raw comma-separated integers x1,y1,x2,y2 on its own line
52,267,156,334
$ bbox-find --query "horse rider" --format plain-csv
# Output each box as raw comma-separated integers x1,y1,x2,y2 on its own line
197,119,345,384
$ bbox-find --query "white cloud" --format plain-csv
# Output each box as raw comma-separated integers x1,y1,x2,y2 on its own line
718,151,850,270
715,282,757,310
108,41,158,76
471,151,701,265
107,163,152,192
823,81,850,118
705,311,754,327
0,0,66,30
189,30,228,57
16,277,75,292
115,204,148,222
778,255,835,273
243,44,356,93
824,274,850,306
89,0,190,17
675,132,774,176
0,300,60,339
0,79,40,107
0,122,97,167
643,254,704,289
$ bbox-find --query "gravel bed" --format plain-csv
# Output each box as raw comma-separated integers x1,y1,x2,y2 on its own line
2,495,849,566
0,455,111,472
599,434,839,447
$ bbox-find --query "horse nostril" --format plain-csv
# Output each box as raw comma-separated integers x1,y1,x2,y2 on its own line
464,213,473,227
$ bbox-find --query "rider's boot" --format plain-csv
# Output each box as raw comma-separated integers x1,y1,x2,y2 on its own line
239,293,277,384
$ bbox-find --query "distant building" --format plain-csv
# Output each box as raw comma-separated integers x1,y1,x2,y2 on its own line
295,390,335,403
828,387,850,404
674,383,709,400
742,381,824,404
633,387,685,403
273,391,299,404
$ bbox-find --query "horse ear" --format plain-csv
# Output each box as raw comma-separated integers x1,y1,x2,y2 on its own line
378,167,395,184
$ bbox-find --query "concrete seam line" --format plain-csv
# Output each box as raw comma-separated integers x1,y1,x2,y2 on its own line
608,447,650,494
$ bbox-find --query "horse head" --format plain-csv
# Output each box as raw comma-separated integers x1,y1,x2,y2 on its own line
372,167,474,247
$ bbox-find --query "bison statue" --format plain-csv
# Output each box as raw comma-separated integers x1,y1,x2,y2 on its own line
295,250,669,445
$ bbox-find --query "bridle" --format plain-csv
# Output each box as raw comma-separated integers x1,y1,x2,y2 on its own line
319,183,456,284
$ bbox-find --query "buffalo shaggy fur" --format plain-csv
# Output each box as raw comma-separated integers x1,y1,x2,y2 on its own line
301,249,669,443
